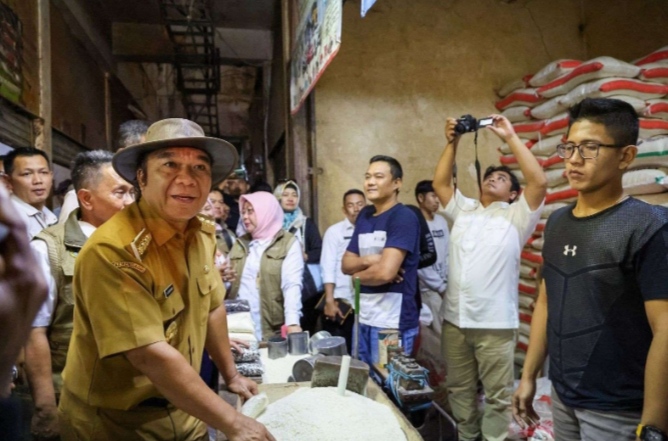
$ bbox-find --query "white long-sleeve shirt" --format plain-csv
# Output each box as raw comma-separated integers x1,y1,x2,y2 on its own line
418,214,449,294
237,238,303,340
11,195,57,238
320,218,355,304
31,220,96,327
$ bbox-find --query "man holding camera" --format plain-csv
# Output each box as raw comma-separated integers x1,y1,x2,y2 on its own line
433,114,547,441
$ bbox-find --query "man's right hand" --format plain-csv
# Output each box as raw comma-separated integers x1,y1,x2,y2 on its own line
31,405,60,441
445,117,460,144
324,299,344,321
512,378,540,428
228,413,276,441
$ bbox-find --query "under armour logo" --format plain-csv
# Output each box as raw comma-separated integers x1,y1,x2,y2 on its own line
563,245,577,256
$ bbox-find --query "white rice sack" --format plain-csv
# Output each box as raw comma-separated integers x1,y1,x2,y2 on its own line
500,153,549,170
495,88,543,111
498,138,533,155
607,95,648,113
639,118,668,139
530,95,566,120
530,135,562,157
514,168,566,187
643,99,668,120
634,46,668,66
498,77,531,98
639,63,668,85
635,192,668,207
502,105,533,123
513,120,545,139
631,136,668,168
520,264,537,279
545,168,568,187
531,237,544,251
538,57,641,98
541,202,569,219
542,153,566,170
622,168,667,195
529,59,582,87
546,187,578,204
540,112,569,137
521,248,543,268
519,294,536,311
561,78,668,108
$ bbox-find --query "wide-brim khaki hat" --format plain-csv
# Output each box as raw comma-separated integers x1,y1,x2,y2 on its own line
113,118,238,186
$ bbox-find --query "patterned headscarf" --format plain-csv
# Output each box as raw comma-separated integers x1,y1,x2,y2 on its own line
274,180,305,231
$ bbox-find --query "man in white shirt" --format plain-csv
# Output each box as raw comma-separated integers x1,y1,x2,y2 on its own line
415,180,449,335
320,189,366,352
4,147,56,238
433,114,547,441
24,150,134,440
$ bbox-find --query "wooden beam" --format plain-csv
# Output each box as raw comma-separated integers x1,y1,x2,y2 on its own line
36,0,51,156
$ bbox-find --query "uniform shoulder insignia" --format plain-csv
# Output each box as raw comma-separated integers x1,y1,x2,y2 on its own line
129,228,152,261
112,261,147,273
197,215,217,234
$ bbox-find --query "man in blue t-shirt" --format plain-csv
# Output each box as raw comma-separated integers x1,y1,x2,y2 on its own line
342,155,420,367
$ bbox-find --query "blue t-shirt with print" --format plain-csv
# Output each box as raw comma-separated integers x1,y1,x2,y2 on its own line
347,203,420,331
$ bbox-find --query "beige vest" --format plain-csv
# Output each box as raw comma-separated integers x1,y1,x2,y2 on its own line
227,230,296,339
33,210,87,393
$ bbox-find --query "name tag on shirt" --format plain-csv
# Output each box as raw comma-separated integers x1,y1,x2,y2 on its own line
432,229,446,238
164,284,175,298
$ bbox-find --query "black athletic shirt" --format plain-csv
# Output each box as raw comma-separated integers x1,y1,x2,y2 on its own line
542,197,668,411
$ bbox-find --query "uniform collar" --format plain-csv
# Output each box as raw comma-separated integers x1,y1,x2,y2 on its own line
135,198,202,246
343,217,355,230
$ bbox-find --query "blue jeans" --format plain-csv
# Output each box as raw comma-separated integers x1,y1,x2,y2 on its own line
358,323,420,367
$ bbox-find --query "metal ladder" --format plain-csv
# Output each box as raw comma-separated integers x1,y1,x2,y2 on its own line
159,0,220,137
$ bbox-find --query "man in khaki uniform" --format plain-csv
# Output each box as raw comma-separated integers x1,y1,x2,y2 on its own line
58,119,275,441
26,150,134,440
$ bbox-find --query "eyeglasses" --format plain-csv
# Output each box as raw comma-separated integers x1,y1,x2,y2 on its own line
556,141,625,159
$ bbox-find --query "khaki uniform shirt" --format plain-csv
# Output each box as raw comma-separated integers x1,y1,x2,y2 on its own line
61,198,223,410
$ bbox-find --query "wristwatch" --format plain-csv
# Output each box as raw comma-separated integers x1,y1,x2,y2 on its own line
637,424,668,441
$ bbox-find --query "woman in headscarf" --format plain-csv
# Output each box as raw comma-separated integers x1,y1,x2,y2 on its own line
225,191,304,341
274,180,323,334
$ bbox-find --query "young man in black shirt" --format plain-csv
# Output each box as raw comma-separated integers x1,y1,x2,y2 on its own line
513,98,668,441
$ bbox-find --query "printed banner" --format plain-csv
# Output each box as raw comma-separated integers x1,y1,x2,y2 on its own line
290,0,342,114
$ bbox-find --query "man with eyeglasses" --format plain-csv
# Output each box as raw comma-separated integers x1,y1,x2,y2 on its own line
513,98,668,441
4,147,56,238
433,114,547,441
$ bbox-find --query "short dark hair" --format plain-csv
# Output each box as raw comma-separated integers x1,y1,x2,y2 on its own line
369,155,403,180
209,187,225,198
3,147,51,175
483,165,520,198
117,120,150,151
568,98,639,147
343,188,365,204
415,180,434,201
71,150,114,191
250,180,273,193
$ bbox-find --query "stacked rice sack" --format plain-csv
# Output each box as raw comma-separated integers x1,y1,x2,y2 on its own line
495,46,668,374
